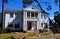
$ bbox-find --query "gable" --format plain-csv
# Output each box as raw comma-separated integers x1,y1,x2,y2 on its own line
23,6,40,11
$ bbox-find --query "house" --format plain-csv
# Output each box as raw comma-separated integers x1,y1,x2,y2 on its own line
2,6,50,31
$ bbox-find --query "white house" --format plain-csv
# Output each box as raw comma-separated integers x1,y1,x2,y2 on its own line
3,6,50,31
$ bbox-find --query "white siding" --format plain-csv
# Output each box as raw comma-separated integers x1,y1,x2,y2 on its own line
5,12,23,30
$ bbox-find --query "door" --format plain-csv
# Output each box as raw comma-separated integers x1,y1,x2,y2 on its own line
27,21,32,30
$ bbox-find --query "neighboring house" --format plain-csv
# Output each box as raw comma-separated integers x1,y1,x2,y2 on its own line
3,6,50,31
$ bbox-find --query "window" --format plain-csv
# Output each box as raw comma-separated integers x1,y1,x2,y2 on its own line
8,23,13,27
44,15,46,19
35,13,38,17
10,13,13,18
27,12,38,18
14,23,20,28
35,21,37,26
31,12,34,17
41,23,47,28
27,12,30,17
41,23,43,28
15,13,19,18
41,15,43,19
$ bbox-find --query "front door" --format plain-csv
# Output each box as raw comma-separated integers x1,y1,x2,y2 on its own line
27,21,32,30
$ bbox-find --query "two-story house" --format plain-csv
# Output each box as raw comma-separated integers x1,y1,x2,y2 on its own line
2,6,50,31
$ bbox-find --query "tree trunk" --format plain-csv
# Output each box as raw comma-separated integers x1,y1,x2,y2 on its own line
2,0,5,30
35,0,46,13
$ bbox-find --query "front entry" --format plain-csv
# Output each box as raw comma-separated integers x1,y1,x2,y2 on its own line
27,21,32,30
27,21,37,30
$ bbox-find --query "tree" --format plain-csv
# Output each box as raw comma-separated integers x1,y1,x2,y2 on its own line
2,0,6,30
54,11,60,32
54,11,60,24
22,0,53,11
2,0,13,30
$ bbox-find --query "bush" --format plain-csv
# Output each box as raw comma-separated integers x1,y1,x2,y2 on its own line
7,26,13,32
43,32,53,35
0,29,2,33
38,29,43,33
0,29,4,33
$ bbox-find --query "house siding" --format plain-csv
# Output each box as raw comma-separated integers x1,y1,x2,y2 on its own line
5,12,23,30
3,6,50,31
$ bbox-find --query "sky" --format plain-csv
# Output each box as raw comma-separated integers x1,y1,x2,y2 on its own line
0,0,59,19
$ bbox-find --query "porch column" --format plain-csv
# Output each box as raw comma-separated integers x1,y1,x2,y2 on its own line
47,18,50,31
37,12,41,30
23,11,27,31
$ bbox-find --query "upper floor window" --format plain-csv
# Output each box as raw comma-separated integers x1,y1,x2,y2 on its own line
44,15,47,19
27,12,38,18
35,13,38,17
41,15,43,19
15,13,19,18
31,12,34,17
10,13,13,18
27,12,30,17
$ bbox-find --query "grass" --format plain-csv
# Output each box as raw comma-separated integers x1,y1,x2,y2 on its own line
0,33,11,39
42,32,53,35
0,32,60,39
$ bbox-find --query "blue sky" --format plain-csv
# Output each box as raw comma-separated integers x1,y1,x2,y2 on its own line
0,0,59,19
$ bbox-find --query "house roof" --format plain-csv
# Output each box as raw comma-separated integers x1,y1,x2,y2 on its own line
0,6,49,15
4,9,23,13
23,6,49,15
23,6,41,12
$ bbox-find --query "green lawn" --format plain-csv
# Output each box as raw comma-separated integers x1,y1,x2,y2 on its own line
0,33,11,39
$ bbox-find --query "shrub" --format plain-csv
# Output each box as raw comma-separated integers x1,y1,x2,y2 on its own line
38,29,43,33
0,29,2,33
0,29,4,33
43,32,53,35
7,26,13,32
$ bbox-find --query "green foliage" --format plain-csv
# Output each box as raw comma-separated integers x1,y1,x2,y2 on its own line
54,11,60,33
23,0,33,4
0,29,4,33
7,26,13,32
38,29,43,33
0,29,2,33
0,34,11,39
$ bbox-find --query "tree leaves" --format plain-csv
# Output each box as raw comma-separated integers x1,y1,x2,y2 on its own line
3,0,8,3
23,0,33,4
47,5,52,10
54,0,59,5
